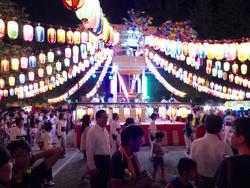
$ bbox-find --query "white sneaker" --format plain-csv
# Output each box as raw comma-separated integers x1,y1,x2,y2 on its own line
45,181,55,186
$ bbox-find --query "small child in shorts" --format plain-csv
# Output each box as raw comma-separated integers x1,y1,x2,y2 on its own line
152,131,165,181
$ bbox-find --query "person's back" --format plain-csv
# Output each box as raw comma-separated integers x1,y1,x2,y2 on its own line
190,114,232,188
216,117,250,188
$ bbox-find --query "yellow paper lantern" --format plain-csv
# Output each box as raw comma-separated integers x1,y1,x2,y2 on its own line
238,43,248,62
11,58,19,71
0,78,5,89
241,64,247,75
9,76,15,86
57,28,66,43
73,31,81,44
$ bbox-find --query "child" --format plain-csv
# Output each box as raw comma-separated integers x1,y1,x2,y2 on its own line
165,157,197,188
152,131,165,181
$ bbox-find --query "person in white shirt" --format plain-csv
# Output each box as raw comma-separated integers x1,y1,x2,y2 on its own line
110,113,121,155
41,122,56,186
86,109,111,188
56,113,66,157
49,113,58,141
10,117,26,141
190,114,233,188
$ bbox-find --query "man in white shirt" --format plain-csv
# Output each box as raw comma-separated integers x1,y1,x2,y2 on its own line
86,109,111,188
190,114,233,188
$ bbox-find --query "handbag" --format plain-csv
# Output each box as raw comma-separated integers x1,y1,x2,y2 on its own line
226,157,233,188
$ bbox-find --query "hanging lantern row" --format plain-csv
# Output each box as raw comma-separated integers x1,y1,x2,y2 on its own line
0,40,102,74
48,48,113,103
0,47,110,90
0,48,112,100
145,35,250,62
0,18,91,44
86,55,112,98
145,57,187,98
145,49,250,100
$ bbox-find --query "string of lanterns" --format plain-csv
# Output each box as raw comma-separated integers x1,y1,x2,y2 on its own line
144,53,187,98
145,35,250,63
48,48,113,103
86,55,112,98
145,49,250,100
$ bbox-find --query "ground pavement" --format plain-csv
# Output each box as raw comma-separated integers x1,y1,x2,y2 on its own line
51,145,187,188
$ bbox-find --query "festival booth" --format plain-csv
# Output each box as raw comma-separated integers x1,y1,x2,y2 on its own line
73,103,189,148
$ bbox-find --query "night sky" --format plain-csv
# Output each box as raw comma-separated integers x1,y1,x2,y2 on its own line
12,0,194,27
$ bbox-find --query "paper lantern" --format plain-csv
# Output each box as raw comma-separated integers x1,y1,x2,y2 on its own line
207,44,216,60
243,79,248,87
223,72,228,80
64,58,70,67
81,32,88,43
38,52,46,64
29,55,37,68
218,70,223,79
225,43,237,61
39,81,45,87
9,88,15,96
9,76,15,86
73,31,81,44
63,0,84,10
57,29,66,43
47,28,56,44
46,65,53,75
66,30,74,44
47,51,54,63
20,57,28,69
238,43,248,62
23,24,33,41
182,42,189,56
0,78,5,89
223,61,230,72
11,58,19,71
65,47,71,58
19,73,25,84
232,63,238,74
197,43,206,59
0,19,5,38
35,25,45,42
28,71,35,81
3,90,8,97
241,64,247,75
188,42,197,58
206,67,212,74
38,68,44,78
56,61,62,71
229,74,234,82
215,61,221,70
215,44,224,60
1,59,9,73
7,21,18,39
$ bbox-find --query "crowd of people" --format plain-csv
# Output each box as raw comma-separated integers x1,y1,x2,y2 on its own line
0,106,250,188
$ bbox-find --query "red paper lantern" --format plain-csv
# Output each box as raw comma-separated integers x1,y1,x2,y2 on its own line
47,28,56,44
63,0,84,11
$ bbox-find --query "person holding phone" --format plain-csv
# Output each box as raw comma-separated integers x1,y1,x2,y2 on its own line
110,125,161,188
